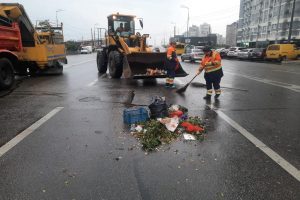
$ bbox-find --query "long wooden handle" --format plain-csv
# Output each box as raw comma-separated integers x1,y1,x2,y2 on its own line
187,73,200,85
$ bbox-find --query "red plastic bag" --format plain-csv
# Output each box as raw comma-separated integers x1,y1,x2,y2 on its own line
169,110,183,118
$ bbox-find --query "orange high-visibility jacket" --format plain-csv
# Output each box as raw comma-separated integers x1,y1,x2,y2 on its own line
200,51,222,73
167,46,178,62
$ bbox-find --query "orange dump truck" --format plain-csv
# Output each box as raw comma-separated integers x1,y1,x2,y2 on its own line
0,3,67,89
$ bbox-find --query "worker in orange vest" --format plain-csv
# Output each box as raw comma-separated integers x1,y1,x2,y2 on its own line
197,46,223,100
165,41,179,88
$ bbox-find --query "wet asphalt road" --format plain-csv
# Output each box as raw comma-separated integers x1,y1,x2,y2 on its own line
0,53,299,200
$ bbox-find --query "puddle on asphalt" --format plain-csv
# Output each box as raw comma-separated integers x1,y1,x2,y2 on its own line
79,90,135,105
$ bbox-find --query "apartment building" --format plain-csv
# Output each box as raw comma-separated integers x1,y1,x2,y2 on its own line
237,0,300,47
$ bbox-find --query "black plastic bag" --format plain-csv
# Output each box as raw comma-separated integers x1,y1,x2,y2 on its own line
148,96,168,119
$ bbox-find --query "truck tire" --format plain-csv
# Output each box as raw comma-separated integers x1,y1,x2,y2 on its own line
97,51,107,73
0,58,15,89
108,51,123,78
54,62,63,75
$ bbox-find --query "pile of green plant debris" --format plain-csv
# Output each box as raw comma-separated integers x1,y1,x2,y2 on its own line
132,116,206,151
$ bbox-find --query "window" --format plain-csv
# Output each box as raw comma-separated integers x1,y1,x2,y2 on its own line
268,45,280,50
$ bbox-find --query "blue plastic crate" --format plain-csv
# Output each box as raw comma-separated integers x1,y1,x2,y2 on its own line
123,107,149,124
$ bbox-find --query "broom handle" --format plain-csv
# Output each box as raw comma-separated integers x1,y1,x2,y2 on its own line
187,73,200,85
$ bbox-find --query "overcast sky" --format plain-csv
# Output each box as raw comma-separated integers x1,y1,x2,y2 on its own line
3,0,240,45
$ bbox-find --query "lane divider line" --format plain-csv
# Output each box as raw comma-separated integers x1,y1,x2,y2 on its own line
272,70,300,75
0,107,64,158
225,71,300,93
208,104,300,182
64,59,95,69
87,79,98,87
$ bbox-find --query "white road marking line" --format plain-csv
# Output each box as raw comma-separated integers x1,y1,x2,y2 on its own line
208,104,300,182
87,79,98,87
272,70,300,75
0,107,64,158
64,59,95,69
225,71,300,93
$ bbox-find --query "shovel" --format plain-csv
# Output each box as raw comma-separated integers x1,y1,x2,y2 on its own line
176,73,200,93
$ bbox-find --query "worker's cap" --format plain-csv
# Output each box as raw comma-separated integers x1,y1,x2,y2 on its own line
203,46,212,52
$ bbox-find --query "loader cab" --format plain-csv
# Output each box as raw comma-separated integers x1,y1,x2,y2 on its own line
107,14,135,37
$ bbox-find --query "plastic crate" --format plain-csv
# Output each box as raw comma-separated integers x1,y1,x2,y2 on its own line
123,107,149,124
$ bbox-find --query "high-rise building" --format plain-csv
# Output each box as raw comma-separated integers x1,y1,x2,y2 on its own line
226,22,238,46
189,25,200,37
216,34,226,45
199,23,212,37
237,0,300,47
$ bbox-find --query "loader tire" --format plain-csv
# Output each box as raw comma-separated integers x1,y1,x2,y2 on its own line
97,51,107,73
108,51,123,78
0,58,15,89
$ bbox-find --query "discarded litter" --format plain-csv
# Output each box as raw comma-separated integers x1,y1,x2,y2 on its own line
126,96,206,151
135,125,143,132
158,117,179,132
183,133,196,141
123,106,149,124
148,96,168,118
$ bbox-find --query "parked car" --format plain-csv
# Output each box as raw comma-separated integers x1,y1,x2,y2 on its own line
181,48,204,62
227,47,247,58
237,49,253,59
152,47,160,52
215,48,229,58
152,46,166,53
80,46,92,54
249,48,266,60
265,44,298,61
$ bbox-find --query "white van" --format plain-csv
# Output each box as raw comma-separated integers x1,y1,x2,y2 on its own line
80,46,92,54
227,47,247,58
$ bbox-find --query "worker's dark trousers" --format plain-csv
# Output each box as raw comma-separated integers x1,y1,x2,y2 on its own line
165,61,177,86
204,69,223,95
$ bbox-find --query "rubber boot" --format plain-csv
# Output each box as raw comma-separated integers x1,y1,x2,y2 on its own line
215,94,220,99
203,94,212,100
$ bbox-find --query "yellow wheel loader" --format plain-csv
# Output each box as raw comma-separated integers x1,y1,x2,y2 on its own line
96,13,188,79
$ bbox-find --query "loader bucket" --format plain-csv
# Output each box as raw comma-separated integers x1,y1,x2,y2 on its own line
123,52,188,79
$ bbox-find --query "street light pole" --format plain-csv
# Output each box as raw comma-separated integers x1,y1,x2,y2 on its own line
56,9,64,27
181,5,189,37
171,22,176,37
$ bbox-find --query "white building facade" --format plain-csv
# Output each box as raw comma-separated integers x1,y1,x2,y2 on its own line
226,22,238,46
237,0,300,47
199,23,212,37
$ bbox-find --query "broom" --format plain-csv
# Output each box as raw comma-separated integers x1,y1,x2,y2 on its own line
176,73,200,93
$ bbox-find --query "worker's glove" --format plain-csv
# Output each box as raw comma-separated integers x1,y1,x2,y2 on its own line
168,56,172,60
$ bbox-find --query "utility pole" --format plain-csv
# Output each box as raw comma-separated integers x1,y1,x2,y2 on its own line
288,0,296,43
94,24,99,47
91,28,94,46
174,26,176,37
97,28,100,45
